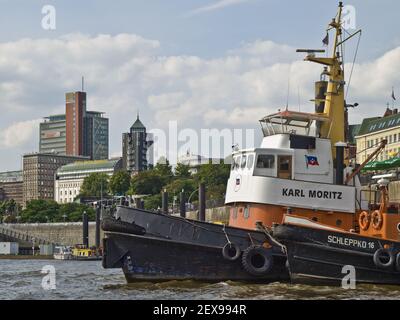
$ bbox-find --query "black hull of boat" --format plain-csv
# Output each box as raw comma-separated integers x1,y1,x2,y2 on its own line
102,206,290,282
273,224,400,286
103,231,289,282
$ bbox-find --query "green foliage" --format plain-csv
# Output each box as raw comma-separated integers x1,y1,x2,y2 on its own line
109,170,131,196
56,202,95,222
163,178,196,202
130,170,165,195
128,157,230,211
195,162,230,186
144,194,162,211
154,157,173,184
80,172,109,197
174,163,191,179
20,200,60,223
19,200,95,223
0,199,20,216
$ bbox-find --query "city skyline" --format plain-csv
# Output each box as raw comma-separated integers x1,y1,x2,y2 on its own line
1,0,400,171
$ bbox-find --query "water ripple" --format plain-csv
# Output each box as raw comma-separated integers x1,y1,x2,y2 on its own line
1,259,400,300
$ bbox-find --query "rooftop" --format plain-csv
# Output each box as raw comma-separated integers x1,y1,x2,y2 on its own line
131,115,145,130
57,158,121,173
0,171,23,183
356,112,400,136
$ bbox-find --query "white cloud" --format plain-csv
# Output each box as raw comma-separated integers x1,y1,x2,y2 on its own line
0,119,41,149
0,32,399,170
187,0,251,16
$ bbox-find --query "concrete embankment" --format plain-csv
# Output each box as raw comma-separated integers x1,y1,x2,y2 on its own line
0,255,53,260
3,222,102,247
2,207,230,246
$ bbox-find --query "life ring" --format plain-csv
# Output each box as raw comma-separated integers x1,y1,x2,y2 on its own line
396,252,400,272
222,243,241,261
358,211,371,231
241,245,273,276
373,248,394,269
371,210,384,231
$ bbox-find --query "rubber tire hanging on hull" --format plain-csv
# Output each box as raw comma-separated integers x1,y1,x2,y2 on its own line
373,248,395,270
396,252,400,272
222,243,241,261
241,245,273,276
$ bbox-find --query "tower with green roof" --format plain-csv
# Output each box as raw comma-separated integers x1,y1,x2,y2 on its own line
122,114,153,173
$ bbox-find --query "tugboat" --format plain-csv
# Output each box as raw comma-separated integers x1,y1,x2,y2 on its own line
102,210,288,282
102,1,366,283
273,172,400,285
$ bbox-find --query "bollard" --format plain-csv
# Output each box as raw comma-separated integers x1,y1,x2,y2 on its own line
162,190,168,214
82,211,89,248
95,205,101,249
199,183,206,222
179,191,186,218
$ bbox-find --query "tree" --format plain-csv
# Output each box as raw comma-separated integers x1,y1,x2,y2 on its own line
164,178,196,202
20,200,60,223
109,170,131,196
154,157,173,184
80,173,109,197
130,170,164,195
195,162,230,200
195,162,230,186
144,194,162,210
174,163,191,179
57,203,95,222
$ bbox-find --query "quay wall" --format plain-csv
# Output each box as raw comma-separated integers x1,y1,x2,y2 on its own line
3,222,102,246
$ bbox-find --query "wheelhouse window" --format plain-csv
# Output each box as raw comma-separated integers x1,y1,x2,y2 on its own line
247,154,254,170
256,155,275,169
240,155,247,169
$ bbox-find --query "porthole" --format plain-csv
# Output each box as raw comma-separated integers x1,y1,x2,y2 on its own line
336,219,342,227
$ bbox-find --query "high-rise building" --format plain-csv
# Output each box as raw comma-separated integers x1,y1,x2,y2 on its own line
84,111,109,160
22,153,88,206
39,114,66,154
39,91,109,160
122,115,153,173
66,91,86,156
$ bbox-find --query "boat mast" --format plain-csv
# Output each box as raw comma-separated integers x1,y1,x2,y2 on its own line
302,2,346,159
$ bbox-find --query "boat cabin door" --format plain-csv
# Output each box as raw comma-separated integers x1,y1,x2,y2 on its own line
278,156,292,179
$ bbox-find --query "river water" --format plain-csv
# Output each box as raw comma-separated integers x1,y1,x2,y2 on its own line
0,259,399,300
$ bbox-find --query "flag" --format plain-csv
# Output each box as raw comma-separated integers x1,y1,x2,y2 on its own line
392,87,396,101
305,155,319,168
322,33,329,46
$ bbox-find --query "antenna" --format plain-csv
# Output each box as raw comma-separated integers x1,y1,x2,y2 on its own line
286,66,291,110
297,86,301,112
82,76,84,92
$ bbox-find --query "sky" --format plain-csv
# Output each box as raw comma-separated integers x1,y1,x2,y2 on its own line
0,0,400,171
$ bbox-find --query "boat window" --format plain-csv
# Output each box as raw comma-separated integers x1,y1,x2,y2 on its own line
231,156,241,171
256,155,275,169
247,154,254,170
241,155,247,169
